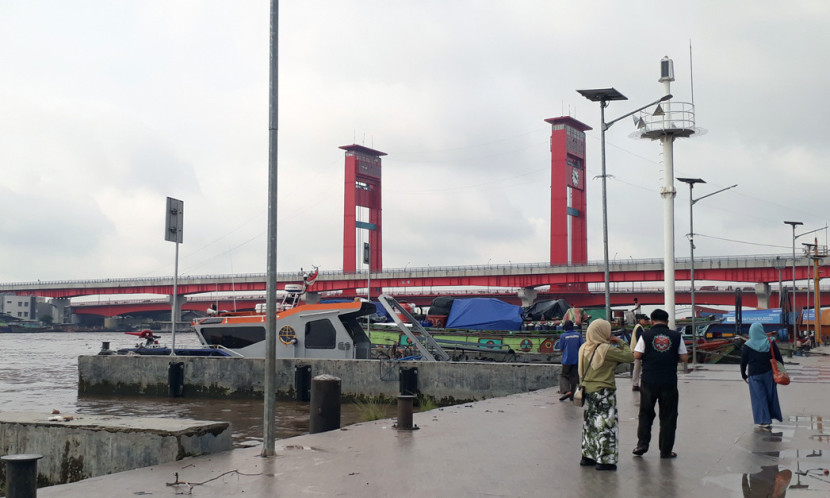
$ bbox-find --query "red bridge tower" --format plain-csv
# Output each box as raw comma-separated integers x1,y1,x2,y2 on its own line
341,144,386,273
545,117,592,265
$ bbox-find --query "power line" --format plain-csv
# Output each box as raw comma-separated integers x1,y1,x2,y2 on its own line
695,233,789,249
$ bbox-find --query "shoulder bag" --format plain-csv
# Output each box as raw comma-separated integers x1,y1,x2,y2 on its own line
573,347,598,407
768,337,790,385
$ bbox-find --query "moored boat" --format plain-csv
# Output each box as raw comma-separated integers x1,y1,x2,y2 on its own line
118,266,375,359
191,299,374,359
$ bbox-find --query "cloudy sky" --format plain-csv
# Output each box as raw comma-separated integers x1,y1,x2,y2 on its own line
1,1,829,283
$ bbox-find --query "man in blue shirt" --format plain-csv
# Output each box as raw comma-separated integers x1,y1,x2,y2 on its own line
558,320,584,401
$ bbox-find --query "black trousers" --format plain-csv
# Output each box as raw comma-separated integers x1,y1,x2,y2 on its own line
560,364,579,394
636,381,679,455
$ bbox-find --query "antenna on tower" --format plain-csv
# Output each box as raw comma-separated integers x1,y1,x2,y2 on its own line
689,40,695,106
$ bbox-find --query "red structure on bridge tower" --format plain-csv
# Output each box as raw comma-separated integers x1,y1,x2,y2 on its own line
341,144,386,273
545,117,592,265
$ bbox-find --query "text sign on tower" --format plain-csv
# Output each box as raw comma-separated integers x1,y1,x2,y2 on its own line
165,197,184,243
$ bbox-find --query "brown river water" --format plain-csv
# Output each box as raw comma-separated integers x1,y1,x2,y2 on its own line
0,331,385,447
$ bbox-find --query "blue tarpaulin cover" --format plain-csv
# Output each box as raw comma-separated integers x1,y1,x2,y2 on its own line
445,298,523,331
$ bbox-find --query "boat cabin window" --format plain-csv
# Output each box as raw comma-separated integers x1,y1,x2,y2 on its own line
305,319,336,349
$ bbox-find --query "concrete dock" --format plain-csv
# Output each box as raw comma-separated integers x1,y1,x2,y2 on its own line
36,347,830,497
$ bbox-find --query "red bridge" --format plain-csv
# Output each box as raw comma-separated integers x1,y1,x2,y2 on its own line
2,254,827,317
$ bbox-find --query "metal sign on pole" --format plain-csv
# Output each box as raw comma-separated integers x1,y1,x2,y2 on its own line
165,197,183,354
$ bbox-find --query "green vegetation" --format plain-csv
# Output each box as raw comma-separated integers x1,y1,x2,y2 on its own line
354,398,392,421
416,395,438,412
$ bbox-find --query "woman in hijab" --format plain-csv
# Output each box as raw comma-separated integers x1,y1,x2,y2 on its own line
740,323,783,430
578,319,634,471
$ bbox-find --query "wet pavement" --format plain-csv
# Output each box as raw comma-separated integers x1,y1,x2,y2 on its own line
37,346,830,497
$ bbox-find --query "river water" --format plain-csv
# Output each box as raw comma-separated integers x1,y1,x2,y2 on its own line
0,331,376,447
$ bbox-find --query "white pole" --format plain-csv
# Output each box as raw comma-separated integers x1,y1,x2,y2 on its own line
661,79,677,329
662,136,676,329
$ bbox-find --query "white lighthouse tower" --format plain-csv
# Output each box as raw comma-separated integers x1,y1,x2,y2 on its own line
636,56,698,329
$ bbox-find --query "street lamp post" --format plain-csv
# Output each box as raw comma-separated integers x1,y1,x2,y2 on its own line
803,243,813,327
577,88,672,321
677,178,737,366
786,224,826,342
784,221,803,341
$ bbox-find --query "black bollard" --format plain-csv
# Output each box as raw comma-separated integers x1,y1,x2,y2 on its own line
168,361,185,397
98,341,114,355
309,374,341,434
394,395,418,431
2,454,43,498
294,365,312,402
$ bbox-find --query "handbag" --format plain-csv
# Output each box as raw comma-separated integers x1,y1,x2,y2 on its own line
768,338,790,386
572,385,585,407
573,347,598,407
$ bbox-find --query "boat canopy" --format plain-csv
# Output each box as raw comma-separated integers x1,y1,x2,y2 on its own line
445,298,523,331
524,299,571,321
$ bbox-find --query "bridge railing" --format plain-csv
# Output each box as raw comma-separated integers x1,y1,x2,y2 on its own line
0,252,808,289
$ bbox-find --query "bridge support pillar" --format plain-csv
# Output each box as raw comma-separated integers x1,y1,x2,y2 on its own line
168,294,186,322
50,297,71,324
518,287,538,307
755,283,771,309
303,292,321,305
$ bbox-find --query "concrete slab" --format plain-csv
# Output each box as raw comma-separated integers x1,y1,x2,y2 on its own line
1,413,231,487
36,347,830,497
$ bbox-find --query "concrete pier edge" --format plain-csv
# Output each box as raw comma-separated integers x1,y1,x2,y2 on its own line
35,347,830,497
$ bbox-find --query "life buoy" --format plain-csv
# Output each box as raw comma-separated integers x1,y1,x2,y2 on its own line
279,326,297,345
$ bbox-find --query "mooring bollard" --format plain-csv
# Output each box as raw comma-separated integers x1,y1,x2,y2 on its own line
98,341,115,355
394,395,418,431
2,453,43,498
309,374,341,434
294,365,312,402
168,361,185,397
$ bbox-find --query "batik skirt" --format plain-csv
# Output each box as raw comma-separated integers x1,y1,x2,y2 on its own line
581,387,619,465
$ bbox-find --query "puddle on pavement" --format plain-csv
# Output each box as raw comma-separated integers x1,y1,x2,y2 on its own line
703,415,830,495
789,415,830,434
705,461,830,496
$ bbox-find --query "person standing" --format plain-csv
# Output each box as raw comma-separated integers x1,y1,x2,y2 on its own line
578,319,634,471
558,320,584,401
631,298,641,315
740,323,784,430
630,314,649,391
633,308,688,459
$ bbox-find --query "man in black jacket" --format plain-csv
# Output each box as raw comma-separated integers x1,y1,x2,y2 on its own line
632,308,689,458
